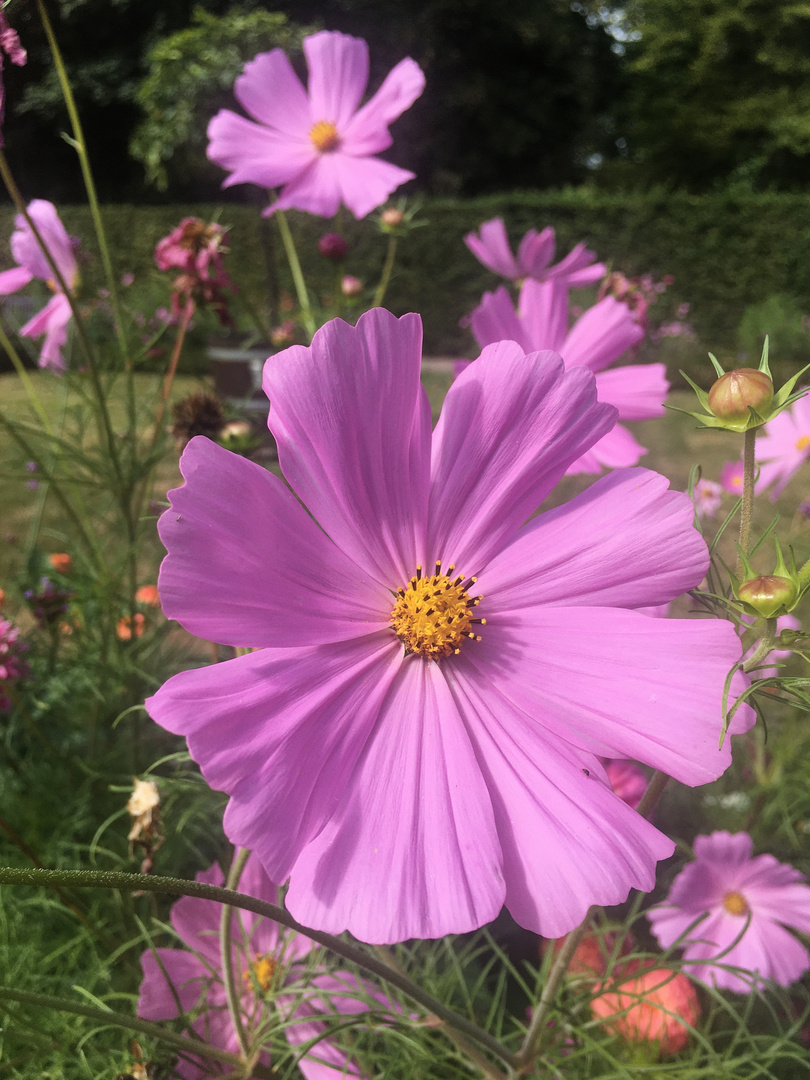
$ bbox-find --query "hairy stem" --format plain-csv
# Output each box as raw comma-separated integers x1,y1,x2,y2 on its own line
221,847,252,1058
736,426,757,579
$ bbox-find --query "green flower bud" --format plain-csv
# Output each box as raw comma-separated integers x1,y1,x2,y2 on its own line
737,575,798,618
707,368,773,426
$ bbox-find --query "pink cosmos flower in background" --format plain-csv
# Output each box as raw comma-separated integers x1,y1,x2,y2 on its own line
207,31,425,219
603,760,647,811
754,392,810,499
0,615,29,712
146,308,751,945
720,459,744,496
0,6,26,146
0,199,78,372
469,278,667,473
693,478,723,519
139,851,392,1079
647,832,810,992
154,217,235,325
464,217,605,286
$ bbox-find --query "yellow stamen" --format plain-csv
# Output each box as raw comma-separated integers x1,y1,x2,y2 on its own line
722,890,748,916
310,120,340,153
391,563,483,659
796,434,810,451
248,953,278,992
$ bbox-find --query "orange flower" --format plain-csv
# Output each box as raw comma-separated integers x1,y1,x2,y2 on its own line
591,967,700,1055
135,584,160,607
117,613,145,640
48,552,72,574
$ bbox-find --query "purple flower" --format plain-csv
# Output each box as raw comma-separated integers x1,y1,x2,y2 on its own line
754,392,810,499
139,852,390,1078
469,279,667,473
464,218,605,286
146,308,751,945
0,616,29,711
648,832,810,992
207,31,425,220
0,200,78,372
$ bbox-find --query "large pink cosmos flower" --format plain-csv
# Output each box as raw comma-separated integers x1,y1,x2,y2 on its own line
464,218,605,286
139,852,392,1079
469,278,667,473
146,308,750,945
0,199,78,372
754,391,810,499
647,832,810,992
207,31,424,219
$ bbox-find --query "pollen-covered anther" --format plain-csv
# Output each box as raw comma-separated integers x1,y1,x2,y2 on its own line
722,890,749,917
391,563,483,658
309,119,340,152
247,953,278,992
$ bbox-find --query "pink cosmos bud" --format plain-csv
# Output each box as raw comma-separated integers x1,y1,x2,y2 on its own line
342,274,363,297
380,207,405,227
318,232,348,262
708,368,774,423
591,966,700,1056
737,575,798,618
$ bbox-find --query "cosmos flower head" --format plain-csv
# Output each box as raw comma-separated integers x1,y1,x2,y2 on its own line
755,391,810,500
147,308,751,945
207,31,425,219
138,851,393,1079
0,200,79,372
468,278,667,473
693,478,723,520
464,218,605,286
647,831,810,992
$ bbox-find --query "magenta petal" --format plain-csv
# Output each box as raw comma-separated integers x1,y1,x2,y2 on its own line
562,295,644,372
470,285,529,351
326,153,415,219
479,468,708,610
12,200,77,287
233,49,310,134
286,657,504,944
466,607,751,786
0,265,32,293
516,227,555,278
207,109,314,190
565,423,646,474
464,218,520,279
427,343,617,572
343,57,426,155
146,635,403,881
285,972,376,1080
264,310,430,586
517,279,568,351
596,363,669,420
157,437,389,647
447,660,672,937
305,31,368,129
20,291,70,339
139,949,211,1019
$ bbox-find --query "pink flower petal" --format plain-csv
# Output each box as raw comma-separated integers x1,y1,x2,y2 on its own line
595,363,668,420
463,607,750,786
464,218,520,279
0,265,32,293
304,31,369,129
157,437,390,648
20,291,70,339
233,49,310,135
12,199,77,288
286,657,504,944
342,57,426,155
562,295,644,372
478,468,709,611
564,422,647,474
470,285,529,351
139,948,211,1019
517,280,568,352
447,660,672,937
207,109,315,190
516,227,555,278
545,241,606,286
264,310,430,587
146,635,403,882
322,152,416,220
427,343,616,572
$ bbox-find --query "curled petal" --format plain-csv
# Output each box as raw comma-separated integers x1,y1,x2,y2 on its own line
343,57,426,155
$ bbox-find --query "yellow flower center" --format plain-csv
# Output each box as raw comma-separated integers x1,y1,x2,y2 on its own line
390,562,484,659
722,890,749,916
310,120,340,153
796,434,810,451
247,953,278,992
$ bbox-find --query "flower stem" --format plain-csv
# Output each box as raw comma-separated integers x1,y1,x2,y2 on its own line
742,616,777,673
736,426,757,580
221,847,252,1058
275,210,317,340
373,235,398,309
0,866,519,1071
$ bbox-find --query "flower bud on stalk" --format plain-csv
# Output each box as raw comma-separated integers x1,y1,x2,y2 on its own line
317,232,348,262
737,575,798,619
341,274,363,298
708,368,773,428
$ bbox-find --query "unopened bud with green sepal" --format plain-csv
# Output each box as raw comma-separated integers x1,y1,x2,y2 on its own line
670,338,810,433
730,537,808,617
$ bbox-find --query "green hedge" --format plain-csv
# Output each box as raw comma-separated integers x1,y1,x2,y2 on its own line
3,188,810,382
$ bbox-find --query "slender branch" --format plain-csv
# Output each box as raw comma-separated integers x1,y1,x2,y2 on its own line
0,866,519,1071
373,235,398,309
150,301,194,450
736,427,757,579
0,320,54,435
221,847,252,1057
635,769,669,819
742,617,778,673
275,210,317,340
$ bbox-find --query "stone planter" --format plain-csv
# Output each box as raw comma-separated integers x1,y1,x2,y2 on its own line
207,345,271,412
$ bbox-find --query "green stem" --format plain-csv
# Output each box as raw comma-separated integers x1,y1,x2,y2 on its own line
275,210,317,340
0,321,54,436
742,617,778,673
0,986,242,1068
373,235,398,309
736,427,757,580
0,866,519,1071
221,848,252,1058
